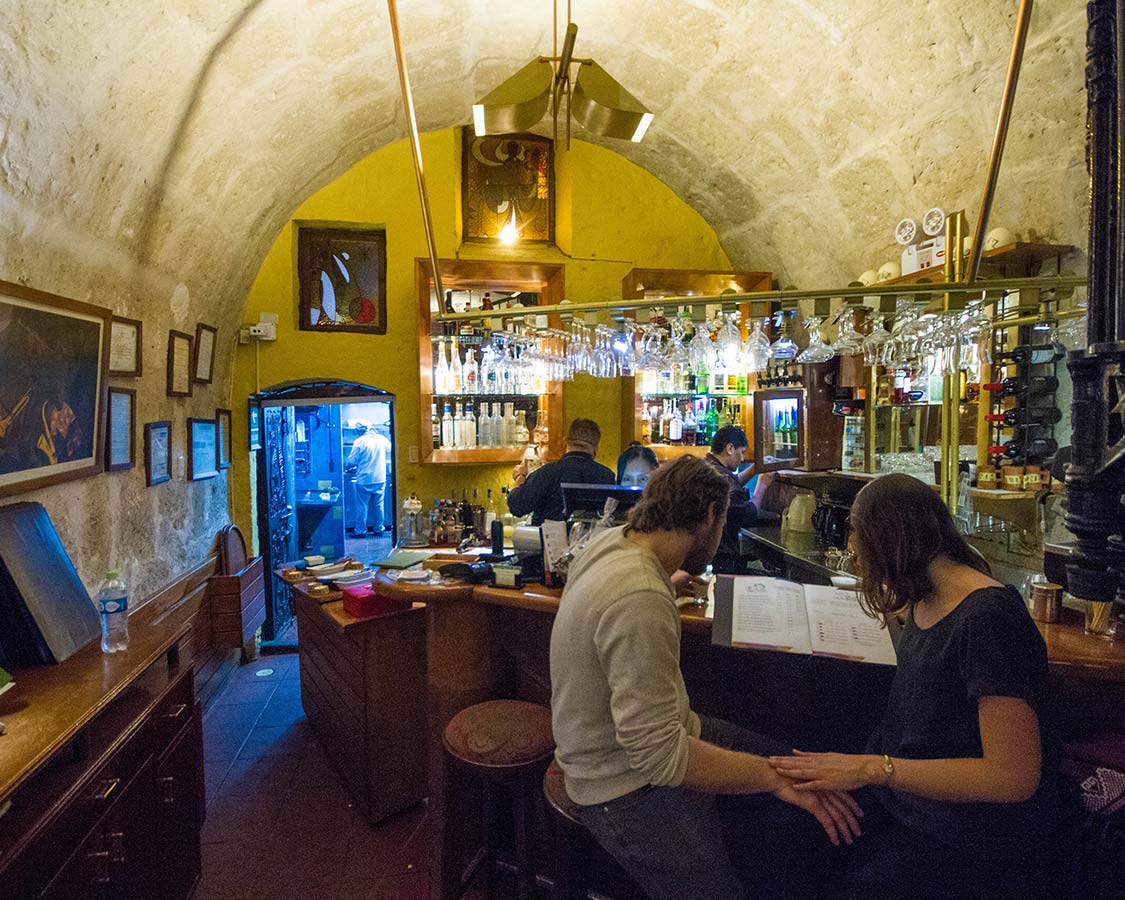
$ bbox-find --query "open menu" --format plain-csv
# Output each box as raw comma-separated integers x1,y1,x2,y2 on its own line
711,576,897,666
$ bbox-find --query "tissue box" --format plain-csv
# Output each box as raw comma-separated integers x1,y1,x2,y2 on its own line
342,585,411,619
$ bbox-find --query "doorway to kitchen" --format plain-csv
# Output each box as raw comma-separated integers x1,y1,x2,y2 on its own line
251,381,395,648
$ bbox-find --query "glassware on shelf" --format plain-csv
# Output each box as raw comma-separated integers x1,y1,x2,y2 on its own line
715,313,743,373
667,320,691,390
613,323,638,376
743,318,771,373
796,317,835,364
688,319,717,377
769,311,798,360
833,307,864,356
862,313,891,366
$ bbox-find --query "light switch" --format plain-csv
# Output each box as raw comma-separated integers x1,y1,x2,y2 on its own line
408,445,419,463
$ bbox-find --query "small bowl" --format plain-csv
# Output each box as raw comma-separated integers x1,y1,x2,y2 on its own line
304,555,325,566
830,574,859,589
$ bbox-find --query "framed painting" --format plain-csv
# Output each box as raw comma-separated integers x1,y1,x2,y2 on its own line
193,323,217,384
297,226,387,334
215,407,232,470
144,420,171,487
248,403,262,452
462,129,554,244
0,280,111,497
167,330,194,397
105,386,135,472
108,315,142,377
187,417,218,481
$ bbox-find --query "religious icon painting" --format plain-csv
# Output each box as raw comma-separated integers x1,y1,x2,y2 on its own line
462,129,554,244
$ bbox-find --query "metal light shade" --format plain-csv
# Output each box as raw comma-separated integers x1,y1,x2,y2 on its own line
571,61,654,142
472,59,554,136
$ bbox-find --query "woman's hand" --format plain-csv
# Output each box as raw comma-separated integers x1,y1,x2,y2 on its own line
769,750,885,792
771,777,863,846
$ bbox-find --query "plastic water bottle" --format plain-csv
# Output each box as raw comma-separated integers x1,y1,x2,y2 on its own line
97,570,130,653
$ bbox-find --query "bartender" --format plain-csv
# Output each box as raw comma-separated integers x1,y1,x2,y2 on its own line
704,425,772,574
508,418,615,525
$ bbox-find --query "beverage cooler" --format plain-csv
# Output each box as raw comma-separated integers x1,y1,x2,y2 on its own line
751,364,842,473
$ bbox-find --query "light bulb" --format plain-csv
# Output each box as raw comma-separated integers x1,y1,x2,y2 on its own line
499,207,518,244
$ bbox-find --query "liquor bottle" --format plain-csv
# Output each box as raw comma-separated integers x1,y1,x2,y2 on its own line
982,375,1059,398
482,292,493,311
682,404,697,446
484,488,499,534
503,403,517,448
460,490,473,529
514,410,529,445
736,373,748,395
997,343,1065,366
711,368,725,395
453,402,465,448
465,404,477,448
444,291,455,315
668,404,684,444
478,402,493,447
661,402,674,443
987,437,1059,459
463,346,479,395
704,400,719,444
449,337,464,393
641,403,652,445
491,403,504,447
431,403,440,449
892,370,907,406
434,340,450,395
726,370,739,394
441,404,454,449
985,407,1063,427
472,490,485,537
652,402,664,444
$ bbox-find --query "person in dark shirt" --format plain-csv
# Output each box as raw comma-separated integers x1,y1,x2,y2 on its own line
703,425,772,574
769,473,1055,900
507,418,615,524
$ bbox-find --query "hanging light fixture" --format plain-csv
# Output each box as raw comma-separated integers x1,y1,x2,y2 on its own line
471,9,654,146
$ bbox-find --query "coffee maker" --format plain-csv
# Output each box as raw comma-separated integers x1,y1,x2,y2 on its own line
811,498,850,549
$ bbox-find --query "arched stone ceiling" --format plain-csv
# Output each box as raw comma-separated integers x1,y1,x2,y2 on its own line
1,0,1088,333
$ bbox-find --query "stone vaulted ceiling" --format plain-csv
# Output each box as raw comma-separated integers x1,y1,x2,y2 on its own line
1,0,1089,329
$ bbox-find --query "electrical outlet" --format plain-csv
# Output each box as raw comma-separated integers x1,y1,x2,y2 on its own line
408,445,419,463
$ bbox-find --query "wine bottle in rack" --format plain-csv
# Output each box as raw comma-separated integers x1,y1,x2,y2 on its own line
984,407,1062,427
996,343,1065,365
981,375,1059,398
987,437,1059,460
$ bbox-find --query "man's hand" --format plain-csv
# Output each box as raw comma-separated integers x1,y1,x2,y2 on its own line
772,778,863,846
670,569,709,598
511,460,529,486
769,750,884,792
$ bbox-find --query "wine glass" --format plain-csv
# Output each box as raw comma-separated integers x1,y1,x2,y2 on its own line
797,317,835,363
833,307,864,356
770,311,798,360
743,318,771,373
715,313,743,373
862,314,891,366
689,319,715,376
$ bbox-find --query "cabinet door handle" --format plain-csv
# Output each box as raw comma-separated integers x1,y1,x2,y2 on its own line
157,775,175,804
162,702,188,721
90,778,120,802
87,849,111,884
107,831,125,864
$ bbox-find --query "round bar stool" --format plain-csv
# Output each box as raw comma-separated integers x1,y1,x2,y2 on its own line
543,760,648,900
442,700,555,900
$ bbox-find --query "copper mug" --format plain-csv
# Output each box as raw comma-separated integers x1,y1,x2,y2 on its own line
1029,581,1062,624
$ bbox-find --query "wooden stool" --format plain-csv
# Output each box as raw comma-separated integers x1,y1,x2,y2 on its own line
542,760,648,900
442,700,555,900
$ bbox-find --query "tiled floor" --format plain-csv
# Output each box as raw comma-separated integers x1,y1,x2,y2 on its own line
196,653,443,900
344,531,395,564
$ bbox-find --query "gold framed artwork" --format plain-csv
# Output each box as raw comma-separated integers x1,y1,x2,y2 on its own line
461,129,554,244
108,315,142,377
193,323,217,384
167,331,194,397
0,279,111,497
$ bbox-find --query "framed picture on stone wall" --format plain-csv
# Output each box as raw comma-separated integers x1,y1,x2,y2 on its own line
166,330,194,398
144,420,171,487
193,323,217,384
0,279,111,497
297,226,387,334
187,417,218,481
108,315,142,377
462,129,554,244
215,407,232,470
105,386,135,472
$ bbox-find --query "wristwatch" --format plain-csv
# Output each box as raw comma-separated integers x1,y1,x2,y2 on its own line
881,754,896,787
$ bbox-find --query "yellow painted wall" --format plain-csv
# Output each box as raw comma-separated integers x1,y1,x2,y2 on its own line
231,128,731,543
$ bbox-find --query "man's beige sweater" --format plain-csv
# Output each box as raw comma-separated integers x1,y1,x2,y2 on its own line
549,526,701,805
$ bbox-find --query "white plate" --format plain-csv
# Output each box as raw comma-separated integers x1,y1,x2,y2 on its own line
397,568,430,582
830,575,859,589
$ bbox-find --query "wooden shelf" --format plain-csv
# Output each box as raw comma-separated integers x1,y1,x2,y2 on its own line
427,447,526,465
879,242,1077,287
648,443,710,460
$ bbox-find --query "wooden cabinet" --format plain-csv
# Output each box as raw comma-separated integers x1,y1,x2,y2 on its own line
0,641,202,900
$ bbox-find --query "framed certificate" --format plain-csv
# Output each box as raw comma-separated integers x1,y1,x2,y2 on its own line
105,387,135,471
108,316,142,377
187,417,218,480
144,420,171,487
216,407,233,470
167,330,194,397
193,323,217,384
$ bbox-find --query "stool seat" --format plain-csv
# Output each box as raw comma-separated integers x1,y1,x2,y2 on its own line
544,759,582,826
444,699,554,769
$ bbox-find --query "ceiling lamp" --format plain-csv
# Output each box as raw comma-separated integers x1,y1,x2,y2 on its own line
471,15,654,147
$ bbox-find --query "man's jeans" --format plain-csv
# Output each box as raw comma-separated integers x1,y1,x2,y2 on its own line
353,481,386,534
574,717,822,900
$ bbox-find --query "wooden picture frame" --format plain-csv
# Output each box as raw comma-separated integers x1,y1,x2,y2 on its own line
108,315,143,377
461,129,555,244
193,323,218,384
105,386,136,471
144,420,172,487
297,226,388,334
215,407,232,470
248,404,262,452
0,279,111,497
166,330,194,397
187,417,218,480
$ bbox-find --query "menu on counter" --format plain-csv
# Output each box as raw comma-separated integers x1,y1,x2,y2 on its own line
712,576,897,666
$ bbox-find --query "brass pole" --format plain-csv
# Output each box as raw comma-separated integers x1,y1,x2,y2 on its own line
864,364,877,473
386,0,444,301
965,0,1034,283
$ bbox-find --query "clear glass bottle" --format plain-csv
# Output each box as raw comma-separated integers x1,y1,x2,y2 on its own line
515,410,529,446
667,404,684,444
431,403,440,449
449,336,463,393
463,345,478,395
478,403,493,447
434,340,450,395
453,402,465,449
441,403,454,448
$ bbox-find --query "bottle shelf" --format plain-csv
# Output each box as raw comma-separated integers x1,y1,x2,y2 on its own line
426,447,528,465
644,443,711,459
432,392,546,399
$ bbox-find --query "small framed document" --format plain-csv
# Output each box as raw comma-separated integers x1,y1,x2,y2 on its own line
216,407,233,470
105,387,136,471
167,330,194,397
109,316,142,377
144,420,172,486
193,323,218,384
188,417,218,480
248,404,262,452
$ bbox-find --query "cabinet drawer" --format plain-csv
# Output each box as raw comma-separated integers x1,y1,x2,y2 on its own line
153,670,194,757
19,719,153,897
